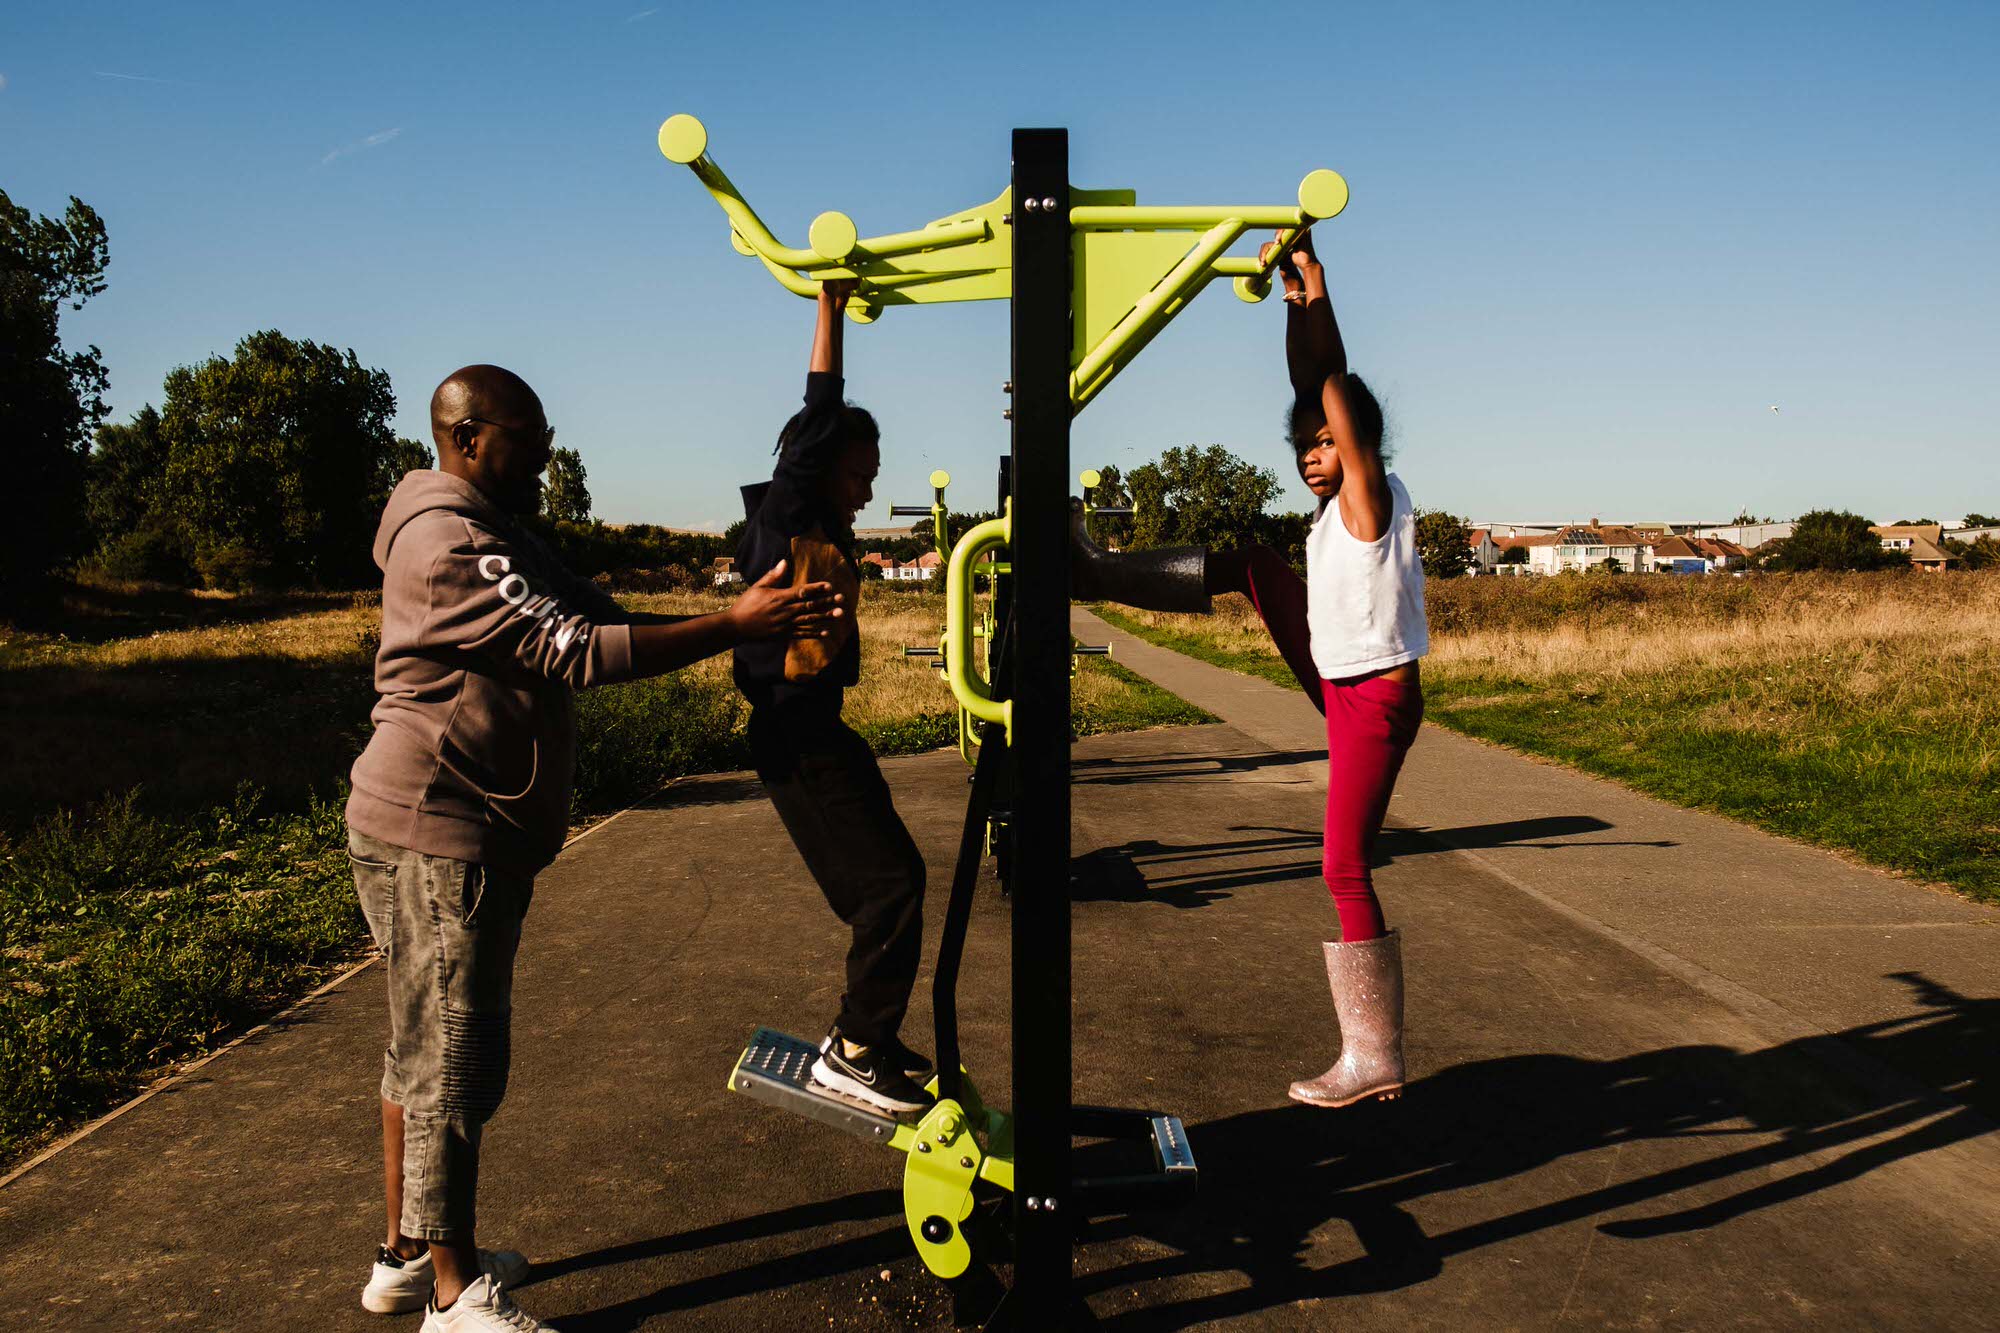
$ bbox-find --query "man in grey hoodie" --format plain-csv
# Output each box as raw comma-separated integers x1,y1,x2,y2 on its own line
346,365,841,1331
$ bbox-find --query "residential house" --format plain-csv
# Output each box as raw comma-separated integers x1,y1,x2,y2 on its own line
858,550,941,582
1645,535,1749,574
1465,528,1503,574
1527,522,1653,575
1871,524,1958,573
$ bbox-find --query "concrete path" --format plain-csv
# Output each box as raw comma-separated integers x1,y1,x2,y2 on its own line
0,621,1995,1329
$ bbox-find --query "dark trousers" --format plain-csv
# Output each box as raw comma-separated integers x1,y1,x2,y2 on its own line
748,705,927,1047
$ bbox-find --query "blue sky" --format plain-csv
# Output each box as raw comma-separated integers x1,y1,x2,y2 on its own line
4,2,1996,528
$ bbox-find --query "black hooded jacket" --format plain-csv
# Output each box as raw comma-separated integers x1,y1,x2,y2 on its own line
733,370,862,710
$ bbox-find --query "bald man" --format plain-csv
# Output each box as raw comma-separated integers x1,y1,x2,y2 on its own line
346,366,840,1331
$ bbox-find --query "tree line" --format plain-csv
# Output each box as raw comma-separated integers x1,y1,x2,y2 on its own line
3,188,718,616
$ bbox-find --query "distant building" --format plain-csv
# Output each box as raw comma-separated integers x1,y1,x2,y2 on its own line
1465,528,1503,573
1645,535,1749,574
1871,524,1958,573
857,550,939,582
1690,521,1796,548
1526,523,1652,575
709,557,742,586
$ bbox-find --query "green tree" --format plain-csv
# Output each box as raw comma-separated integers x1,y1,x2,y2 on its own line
1412,509,1474,579
1944,536,2000,570
160,330,397,589
86,405,192,582
1765,509,1904,572
541,445,592,524
1498,544,1529,566
1126,445,1279,551
1961,513,1997,527
1,189,110,616
86,405,167,541
376,437,434,507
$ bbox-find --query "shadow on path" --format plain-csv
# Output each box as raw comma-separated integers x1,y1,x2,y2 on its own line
1076,973,1998,1330
1073,750,1324,786
1075,818,1676,909
536,1190,908,1331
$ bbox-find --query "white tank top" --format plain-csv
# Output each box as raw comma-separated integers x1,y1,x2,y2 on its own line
1306,472,1429,680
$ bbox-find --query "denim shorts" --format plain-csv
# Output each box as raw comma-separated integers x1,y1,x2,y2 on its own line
349,828,535,1243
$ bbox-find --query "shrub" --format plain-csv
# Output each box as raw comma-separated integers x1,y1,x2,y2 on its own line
93,516,194,584
571,674,748,816
0,786,359,1155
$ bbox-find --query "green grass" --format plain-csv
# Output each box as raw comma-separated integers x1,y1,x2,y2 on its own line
0,787,358,1158
1423,668,2000,900
1092,604,1299,689
1093,574,2000,906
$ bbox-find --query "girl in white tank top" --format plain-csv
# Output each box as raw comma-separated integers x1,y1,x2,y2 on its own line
1252,230,1427,1111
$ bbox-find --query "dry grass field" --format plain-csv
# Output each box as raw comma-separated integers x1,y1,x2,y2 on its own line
1098,571,2000,904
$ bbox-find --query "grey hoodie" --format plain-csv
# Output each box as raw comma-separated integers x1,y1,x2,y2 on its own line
347,470,637,871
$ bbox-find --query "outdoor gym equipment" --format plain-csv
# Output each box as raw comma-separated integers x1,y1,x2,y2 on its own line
663,113,1346,1327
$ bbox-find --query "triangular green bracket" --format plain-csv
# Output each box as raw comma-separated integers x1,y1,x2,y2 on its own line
659,114,1347,411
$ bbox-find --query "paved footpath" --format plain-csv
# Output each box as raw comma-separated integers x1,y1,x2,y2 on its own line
1,618,1996,1330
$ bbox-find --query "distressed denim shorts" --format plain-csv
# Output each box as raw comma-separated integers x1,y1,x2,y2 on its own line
349,828,535,1243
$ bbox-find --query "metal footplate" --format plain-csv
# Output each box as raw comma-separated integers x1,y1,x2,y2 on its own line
1150,1112,1197,1180
727,1027,908,1145
1070,1104,1200,1213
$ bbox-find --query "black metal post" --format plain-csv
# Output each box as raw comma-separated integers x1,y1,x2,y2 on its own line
994,126,1073,1327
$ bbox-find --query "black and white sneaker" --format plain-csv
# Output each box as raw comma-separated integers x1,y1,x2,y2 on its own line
882,1034,936,1083
823,1025,934,1082
811,1039,933,1114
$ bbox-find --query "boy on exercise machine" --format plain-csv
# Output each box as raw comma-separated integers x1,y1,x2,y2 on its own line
733,279,935,1115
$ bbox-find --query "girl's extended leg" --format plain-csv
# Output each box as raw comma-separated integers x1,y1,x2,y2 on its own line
1205,545,1325,712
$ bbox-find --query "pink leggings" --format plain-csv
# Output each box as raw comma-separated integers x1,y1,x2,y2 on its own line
1208,547,1424,941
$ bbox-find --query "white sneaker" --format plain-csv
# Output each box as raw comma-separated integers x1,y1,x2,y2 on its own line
363,1245,531,1315
420,1275,554,1332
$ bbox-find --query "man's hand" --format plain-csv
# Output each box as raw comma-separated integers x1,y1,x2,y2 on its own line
727,559,846,640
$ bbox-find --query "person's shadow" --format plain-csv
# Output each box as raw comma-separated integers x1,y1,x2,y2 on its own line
544,974,1995,1330
1072,971,1998,1329
1073,817,1676,910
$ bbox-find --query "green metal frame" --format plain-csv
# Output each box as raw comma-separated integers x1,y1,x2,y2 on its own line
946,506,1013,744
660,113,1345,411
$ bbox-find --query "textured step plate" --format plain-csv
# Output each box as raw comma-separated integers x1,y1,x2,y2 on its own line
729,1027,906,1144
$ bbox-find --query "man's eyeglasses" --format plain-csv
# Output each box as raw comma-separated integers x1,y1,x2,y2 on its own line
454,417,555,449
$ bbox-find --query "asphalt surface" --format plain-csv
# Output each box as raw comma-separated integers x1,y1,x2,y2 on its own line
2,620,1996,1330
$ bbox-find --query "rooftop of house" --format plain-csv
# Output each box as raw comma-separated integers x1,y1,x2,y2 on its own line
1554,524,1654,547
1907,536,1957,564
1871,523,1945,544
